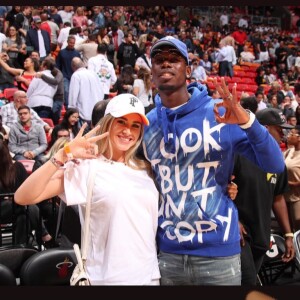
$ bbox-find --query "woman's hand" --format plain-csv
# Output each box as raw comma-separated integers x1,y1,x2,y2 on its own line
66,123,109,160
213,77,250,125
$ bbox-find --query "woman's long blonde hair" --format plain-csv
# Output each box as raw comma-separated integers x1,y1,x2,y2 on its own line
45,137,70,160
137,67,152,93
95,114,152,175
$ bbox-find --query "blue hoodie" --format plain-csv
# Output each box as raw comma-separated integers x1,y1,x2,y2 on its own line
143,82,285,257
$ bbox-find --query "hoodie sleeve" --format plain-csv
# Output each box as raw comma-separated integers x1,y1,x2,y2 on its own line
232,118,285,173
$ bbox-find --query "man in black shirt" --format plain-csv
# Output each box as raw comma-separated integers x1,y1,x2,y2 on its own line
233,99,295,285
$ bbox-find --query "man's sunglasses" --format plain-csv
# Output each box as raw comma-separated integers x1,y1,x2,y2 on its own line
151,49,185,64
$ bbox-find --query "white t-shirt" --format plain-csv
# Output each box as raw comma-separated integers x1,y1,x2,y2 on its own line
61,156,160,285
133,79,152,107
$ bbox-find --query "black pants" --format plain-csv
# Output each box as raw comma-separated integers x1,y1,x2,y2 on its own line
218,60,233,78
32,106,53,119
241,239,266,285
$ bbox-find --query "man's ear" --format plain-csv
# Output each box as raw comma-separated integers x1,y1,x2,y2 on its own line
186,65,191,79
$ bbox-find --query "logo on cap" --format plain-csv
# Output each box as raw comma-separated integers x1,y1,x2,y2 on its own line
130,96,138,107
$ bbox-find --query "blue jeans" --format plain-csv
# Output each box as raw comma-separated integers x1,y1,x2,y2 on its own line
52,99,63,125
158,251,241,285
13,153,45,161
63,77,70,109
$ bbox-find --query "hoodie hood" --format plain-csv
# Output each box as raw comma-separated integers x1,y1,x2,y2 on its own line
155,82,209,153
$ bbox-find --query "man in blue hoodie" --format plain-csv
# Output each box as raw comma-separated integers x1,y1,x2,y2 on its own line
142,36,285,285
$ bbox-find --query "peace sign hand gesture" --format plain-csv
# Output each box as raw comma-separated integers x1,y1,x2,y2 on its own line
212,77,250,125
66,123,108,160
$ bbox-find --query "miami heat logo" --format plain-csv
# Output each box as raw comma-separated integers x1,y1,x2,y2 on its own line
56,258,74,278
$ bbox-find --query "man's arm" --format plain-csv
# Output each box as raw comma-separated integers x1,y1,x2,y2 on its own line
32,126,48,157
0,105,9,127
68,74,79,108
272,193,295,262
8,126,21,155
30,109,51,132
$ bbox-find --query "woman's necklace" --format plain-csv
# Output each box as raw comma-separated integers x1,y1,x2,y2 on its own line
102,156,126,165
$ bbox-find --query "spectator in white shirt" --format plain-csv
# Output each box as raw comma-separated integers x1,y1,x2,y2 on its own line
239,45,255,63
57,21,71,48
88,43,117,100
68,57,104,129
27,58,57,119
191,58,207,83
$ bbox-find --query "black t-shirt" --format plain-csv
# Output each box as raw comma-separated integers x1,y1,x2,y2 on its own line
0,161,28,194
0,161,28,221
233,155,289,252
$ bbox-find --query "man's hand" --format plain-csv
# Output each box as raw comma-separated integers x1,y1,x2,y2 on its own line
282,237,295,263
239,221,247,247
213,77,250,125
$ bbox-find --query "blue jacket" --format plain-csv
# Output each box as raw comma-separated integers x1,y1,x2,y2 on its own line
25,28,51,56
143,82,285,257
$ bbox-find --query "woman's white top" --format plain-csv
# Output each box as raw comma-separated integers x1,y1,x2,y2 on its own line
133,79,152,107
60,155,160,285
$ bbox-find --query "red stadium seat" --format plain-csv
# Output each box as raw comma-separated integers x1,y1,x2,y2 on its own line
244,72,256,79
60,105,66,117
231,77,242,84
18,160,35,175
245,85,259,94
41,118,54,128
206,81,215,90
234,70,246,77
3,88,18,102
241,77,255,85
236,84,249,92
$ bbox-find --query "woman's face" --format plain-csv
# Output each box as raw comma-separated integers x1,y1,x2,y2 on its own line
287,129,300,145
271,96,277,104
109,113,142,159
9,26,17,36
68,113,79,126
24,58,33,69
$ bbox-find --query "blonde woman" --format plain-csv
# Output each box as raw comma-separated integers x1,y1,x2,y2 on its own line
15,94,160,285
133,67,153,113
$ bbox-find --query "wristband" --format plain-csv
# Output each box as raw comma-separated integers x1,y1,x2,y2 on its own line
64,143,74,160
284,232,294,238
50,157,64,168
239,109,255,129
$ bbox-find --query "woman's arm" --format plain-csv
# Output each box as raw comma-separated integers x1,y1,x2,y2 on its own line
0,56,23,76
15,124,109,205
132,86,139,97
15,148,66,205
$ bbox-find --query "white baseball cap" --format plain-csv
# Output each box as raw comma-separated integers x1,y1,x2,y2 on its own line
105,94,149,126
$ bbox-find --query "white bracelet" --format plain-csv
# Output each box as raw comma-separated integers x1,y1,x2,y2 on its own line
284,232,294,238
239,110,256,129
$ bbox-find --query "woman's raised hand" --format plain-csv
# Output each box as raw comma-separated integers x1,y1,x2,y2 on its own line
67,123,108,160
212,77,250,125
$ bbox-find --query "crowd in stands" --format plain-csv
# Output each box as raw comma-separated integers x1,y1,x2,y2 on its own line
0,4,300,278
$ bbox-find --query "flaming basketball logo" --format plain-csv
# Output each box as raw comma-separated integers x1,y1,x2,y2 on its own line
56,258,74,278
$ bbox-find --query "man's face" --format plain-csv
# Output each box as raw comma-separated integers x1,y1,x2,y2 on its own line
16,93,28,106
151,46,189,92
67,38,76,49
57,130,70,138
288,117,297,127
267,125,284,144
30,52,40,60
18,109,31,123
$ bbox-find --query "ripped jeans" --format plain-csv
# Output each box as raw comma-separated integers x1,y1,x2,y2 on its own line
158,251,241,285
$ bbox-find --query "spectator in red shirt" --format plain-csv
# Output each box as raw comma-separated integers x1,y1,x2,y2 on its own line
232,26,248,58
